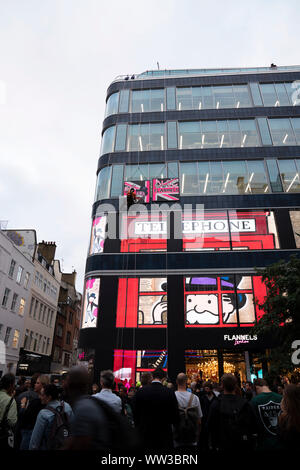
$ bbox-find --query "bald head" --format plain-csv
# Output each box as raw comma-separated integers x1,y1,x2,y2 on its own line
176,373,188,387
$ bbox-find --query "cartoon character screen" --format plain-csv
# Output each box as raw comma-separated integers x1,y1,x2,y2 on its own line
184,275,266,327
116,278,167,327
81,278,100,329
89,216,107,255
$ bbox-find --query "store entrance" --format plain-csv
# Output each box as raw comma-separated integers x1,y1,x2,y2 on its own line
185,349,253,384
185,350,219,383
223,351,247,384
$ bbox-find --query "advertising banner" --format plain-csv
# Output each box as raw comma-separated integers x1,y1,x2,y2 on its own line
152,178,179,201
124,181,151,203
81,278,100,328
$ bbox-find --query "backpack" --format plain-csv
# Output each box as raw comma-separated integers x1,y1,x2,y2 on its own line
173,393,199,444
45,402,70,450
89,396,139,451
217,396,256,451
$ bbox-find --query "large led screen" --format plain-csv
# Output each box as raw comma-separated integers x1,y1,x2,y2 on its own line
185,275,266,327
89,216,107,255
183,210,279,251
113,349,168,386
116,278,167,327
120,212,167,253
81,278,100,328
120,210,278,252
124,181,151,203
152,178,179,201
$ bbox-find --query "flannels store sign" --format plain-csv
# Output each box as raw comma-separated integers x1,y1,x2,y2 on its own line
224,334,258,346
135,219,256,235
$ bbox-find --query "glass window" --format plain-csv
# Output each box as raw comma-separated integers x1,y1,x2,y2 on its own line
192,87,202,109
151,89,165,112
208,161,223,193
149,123,165,151
166,87,176,110
257,118,272,145
125,165,139,180
213,85,235,108
202,121,219,148
249,82,263,106
16,266,23,284
12,330,19,348
111,165,124,197
222,161,247,194
119,89,130,113
19,298,26,316
167,121,177,149
198,161,210,194
167,162,179,178
33,300,38,318
131,90,150,112
8,260,16,278
127,124,140,151
115,125,127,151
139,123,150,151
266,159,283,192
138,164,149,180
233,85,252,107
4,327,11,344
274,83,290,106
179,121,201,149
100,126,115,155
228,120,242,147
240,120,260,147
260,83,277,106
217,120,231,148
285,82,300,106
24,272,30,289
180,162,200,195
291,118,300,144
177,88,192,110
149,164,167,179
202,86,214,108
10,293,18,312
277,159,300,192
268,118,296,145
246,161,269,194
105,92,119,117
95,166,112,201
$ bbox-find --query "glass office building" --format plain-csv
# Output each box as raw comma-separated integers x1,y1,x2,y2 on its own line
79,65,300,385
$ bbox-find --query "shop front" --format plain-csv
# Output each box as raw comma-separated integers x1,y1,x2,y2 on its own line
185,349,264,384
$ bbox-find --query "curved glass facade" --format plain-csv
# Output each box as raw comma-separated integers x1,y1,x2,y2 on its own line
104,81,300,116
100,118,300,155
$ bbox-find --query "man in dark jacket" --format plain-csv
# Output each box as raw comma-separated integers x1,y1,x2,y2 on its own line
199,382,218,450
133,368,179,450
206,374,258,451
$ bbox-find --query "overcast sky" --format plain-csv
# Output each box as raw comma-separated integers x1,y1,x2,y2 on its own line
0,0,299,292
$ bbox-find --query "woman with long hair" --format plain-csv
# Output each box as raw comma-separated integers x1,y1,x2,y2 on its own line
278,384,300,448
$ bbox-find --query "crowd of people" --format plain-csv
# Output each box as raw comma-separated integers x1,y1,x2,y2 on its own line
0,367,300,452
